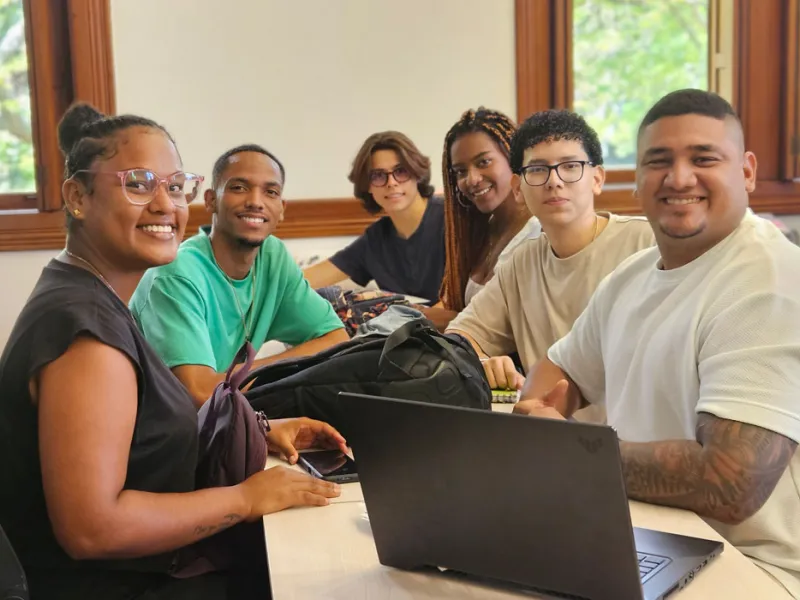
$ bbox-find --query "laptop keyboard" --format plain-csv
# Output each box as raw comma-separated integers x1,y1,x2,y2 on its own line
638,552,669,582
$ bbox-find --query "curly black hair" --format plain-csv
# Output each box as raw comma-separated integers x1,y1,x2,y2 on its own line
637,89,740,139
509,109,603,173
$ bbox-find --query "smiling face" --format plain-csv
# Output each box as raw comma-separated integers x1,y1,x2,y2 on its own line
450,131,513,214
367,149,421,215
636,114,756,262
512,138,604,228
63,126,188,271
207,151,285,248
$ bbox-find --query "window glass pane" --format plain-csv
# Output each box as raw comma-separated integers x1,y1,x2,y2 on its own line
573,0,709,168
0,0,34,192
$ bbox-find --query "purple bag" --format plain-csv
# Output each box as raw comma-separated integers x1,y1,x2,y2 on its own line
196,341,270,488
172,342,270,576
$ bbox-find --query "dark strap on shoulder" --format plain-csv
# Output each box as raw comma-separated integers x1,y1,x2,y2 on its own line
228,342,256,389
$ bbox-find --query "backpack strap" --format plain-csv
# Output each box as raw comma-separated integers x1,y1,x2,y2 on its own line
228,341,256,390
199,342,257,432
379,319,476,379
238,337,371,390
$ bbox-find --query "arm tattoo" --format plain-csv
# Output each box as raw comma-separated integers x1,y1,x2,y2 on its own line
193,513,243,538
620,413,796,524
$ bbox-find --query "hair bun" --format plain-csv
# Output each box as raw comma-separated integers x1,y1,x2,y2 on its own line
58,103,104,155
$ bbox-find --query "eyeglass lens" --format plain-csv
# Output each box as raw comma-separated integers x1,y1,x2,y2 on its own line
122,169,201,206
369,166,411,187
524,161,586,186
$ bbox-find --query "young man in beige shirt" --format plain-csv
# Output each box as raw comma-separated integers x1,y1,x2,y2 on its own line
446,110,654,421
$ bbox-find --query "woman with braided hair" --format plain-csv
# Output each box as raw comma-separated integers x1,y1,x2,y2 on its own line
424,108,539,329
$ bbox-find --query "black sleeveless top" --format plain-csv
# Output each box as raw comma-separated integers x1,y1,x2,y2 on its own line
0,260,198,576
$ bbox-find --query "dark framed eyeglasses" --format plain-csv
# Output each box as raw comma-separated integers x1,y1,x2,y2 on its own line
520,160,595,187
369,166,411,187
72,169,204,207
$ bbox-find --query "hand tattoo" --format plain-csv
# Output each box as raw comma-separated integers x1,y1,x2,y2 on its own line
620,413,796,524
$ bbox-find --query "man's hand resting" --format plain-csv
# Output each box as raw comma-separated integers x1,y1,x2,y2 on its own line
482,356,525,390
512,379,569,420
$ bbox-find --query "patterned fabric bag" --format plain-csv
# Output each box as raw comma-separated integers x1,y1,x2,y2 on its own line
316,285,411,336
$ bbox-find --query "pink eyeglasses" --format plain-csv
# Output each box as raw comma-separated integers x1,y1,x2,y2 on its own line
72,169,204,207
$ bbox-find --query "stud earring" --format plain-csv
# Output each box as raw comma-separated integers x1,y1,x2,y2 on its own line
73,209,81,216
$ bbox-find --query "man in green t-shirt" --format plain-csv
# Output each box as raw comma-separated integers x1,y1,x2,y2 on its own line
131,144,347,407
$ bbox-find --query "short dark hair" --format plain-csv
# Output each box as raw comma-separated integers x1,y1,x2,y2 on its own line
638,89,740,139
58,102,176,226
212,144,286,190
349,132,434,214
509,109,603,173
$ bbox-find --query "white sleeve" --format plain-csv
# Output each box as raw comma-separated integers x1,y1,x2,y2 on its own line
696,288,800,442
547,275,610,406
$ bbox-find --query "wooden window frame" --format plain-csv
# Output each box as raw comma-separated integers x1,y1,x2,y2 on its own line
0,0,379,251
0,0,378,251
2,1,797,251
0,0,115,250
515,0,800,215
784,0,800,181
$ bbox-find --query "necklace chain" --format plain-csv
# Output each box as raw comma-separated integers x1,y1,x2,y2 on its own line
64,249,118,297
62,249,139,325
64,248,255,339
223,269,256,343
210,236,257,343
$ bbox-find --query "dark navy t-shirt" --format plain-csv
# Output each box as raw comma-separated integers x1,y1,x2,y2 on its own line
329,196,445,302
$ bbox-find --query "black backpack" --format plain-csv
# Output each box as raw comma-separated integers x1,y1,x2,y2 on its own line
242,318,491,436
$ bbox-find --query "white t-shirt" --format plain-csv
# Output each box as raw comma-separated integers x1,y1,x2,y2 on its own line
549,211,800,596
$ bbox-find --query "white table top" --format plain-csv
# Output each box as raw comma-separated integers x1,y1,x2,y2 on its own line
262,404,791,599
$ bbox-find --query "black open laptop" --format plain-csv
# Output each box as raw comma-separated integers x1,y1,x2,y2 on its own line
339,393,723,600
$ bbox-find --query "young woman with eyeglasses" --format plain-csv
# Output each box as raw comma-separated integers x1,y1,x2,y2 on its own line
0,104,346,599
303,131,445,303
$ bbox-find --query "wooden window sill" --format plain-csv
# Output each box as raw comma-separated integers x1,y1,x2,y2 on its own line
0,199,380,252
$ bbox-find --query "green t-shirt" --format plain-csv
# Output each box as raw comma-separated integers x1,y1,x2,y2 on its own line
130,231,343,372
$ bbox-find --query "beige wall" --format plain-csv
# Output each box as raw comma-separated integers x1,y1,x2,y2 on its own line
111,0,517,198
0,0,516,348
2,0,800,349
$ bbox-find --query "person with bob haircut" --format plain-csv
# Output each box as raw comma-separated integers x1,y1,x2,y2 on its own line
304,131,445,303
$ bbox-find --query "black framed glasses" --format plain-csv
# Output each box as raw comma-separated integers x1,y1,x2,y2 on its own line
369,166,411,187
520,160,595,186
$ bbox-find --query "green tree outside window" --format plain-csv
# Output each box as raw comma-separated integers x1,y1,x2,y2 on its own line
0,0,34,192
573,0,709,167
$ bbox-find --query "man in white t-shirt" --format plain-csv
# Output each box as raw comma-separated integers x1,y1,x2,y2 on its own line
446,110,654,421
514,89,800,596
